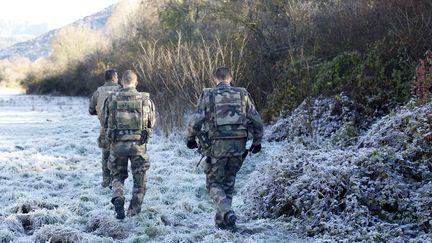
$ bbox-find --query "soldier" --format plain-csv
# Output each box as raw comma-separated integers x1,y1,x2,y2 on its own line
89,69,120,188
104,70,156,220
186,66,264,231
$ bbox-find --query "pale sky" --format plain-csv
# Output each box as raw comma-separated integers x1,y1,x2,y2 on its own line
0,0,121,29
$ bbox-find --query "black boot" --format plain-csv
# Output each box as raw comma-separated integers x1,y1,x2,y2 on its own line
113,198,125,220
224,211,237,232
216,222,227,230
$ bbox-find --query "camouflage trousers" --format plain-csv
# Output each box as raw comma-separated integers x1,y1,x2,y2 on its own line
204,156,244,225
109,142,150,215
101,148,110,181
98,129,111,183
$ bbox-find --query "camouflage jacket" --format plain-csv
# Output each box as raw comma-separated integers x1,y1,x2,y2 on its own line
188,82,264,157
105,87,156,143
89,81,120,125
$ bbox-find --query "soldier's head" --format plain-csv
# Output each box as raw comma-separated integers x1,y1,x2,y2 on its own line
105,69,118,83
213,66,232,84
121,70,138,88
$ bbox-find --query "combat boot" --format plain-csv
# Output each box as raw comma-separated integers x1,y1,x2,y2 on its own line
224,211,237,232
113,197,125,220
216,222,227,230
215,212,226,230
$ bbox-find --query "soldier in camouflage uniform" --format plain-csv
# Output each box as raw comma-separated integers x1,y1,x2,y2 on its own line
105,70,156,219
89,69,120,188
186,67,264,231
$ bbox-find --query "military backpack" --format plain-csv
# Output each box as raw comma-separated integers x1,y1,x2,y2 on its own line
204,86,248,139
96,85,119,124
108,90,152,143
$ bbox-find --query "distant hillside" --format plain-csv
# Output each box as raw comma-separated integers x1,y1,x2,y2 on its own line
0,20,49,50
0,5,114,61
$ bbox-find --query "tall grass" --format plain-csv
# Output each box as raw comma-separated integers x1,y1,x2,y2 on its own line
134,33,247,133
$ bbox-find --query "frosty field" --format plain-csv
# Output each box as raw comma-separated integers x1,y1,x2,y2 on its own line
0,94,297,242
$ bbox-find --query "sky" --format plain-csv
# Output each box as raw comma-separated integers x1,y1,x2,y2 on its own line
0,0,121,30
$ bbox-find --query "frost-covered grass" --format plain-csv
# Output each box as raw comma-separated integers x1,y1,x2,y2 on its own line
0,94,298,242
243,98,432,242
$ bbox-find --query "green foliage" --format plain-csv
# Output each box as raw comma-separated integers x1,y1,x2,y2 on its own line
313,52,363,96
264,57,316,119
159,2,190,30
313,45,414,116
265,44,415,122
331,123,360,147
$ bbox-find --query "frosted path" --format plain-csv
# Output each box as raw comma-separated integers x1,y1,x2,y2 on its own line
0,94,298,242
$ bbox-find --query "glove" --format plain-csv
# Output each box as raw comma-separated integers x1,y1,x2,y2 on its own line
187,139,198,149
250,144,261,154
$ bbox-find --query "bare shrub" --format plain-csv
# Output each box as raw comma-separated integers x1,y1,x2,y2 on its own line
134,32,248,133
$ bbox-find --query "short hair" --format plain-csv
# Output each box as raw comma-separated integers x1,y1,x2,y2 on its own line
105,69,117,81
122,70,138,86
213,66,232,81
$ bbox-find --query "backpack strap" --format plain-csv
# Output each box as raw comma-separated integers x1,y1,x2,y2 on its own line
203,88,215,123
111,92,119,131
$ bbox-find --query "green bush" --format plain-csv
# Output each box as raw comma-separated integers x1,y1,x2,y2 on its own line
265,44,415,122
313,44,414,116
264,57,317,120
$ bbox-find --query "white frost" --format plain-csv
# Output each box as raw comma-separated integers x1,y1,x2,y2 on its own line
0,94,298,242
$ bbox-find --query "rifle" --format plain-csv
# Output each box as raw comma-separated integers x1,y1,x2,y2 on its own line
195,131,211,168
196,155,205,168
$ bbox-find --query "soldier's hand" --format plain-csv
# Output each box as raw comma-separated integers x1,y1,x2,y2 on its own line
250,144,261,154
187,139,198,149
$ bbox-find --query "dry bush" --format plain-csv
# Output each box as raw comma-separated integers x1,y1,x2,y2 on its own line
50,25,108,72
0,57,32,88
134,32,248,133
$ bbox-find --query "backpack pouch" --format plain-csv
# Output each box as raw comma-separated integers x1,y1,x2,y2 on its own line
115,100,143,130
214,91,246,126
